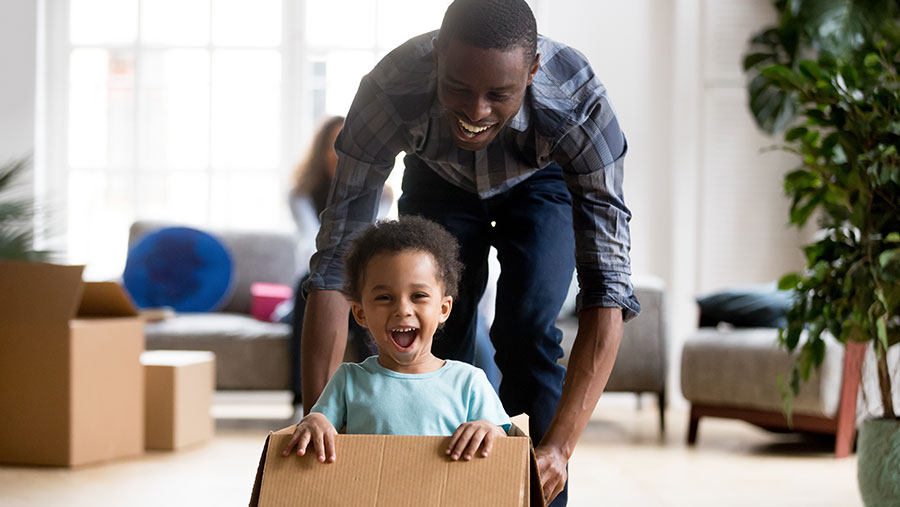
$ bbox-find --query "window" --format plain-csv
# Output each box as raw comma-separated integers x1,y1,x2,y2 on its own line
43,0,539,280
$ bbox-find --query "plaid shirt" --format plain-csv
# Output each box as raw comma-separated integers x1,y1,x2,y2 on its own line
307,31,640,319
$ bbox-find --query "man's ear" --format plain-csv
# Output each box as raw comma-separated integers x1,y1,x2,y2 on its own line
526,53,541,86
351,302,368,328
439,296,453,323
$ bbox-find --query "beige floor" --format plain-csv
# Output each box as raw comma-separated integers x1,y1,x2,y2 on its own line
0,393,861,507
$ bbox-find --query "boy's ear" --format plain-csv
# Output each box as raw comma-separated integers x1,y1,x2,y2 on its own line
350,302,368,328
439,296,453,323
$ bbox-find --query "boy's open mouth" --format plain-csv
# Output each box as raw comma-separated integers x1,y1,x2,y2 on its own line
390,327,418,349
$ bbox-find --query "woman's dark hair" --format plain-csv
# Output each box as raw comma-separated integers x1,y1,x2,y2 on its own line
436,0,537,64
343,216,463,302
290,116,344,215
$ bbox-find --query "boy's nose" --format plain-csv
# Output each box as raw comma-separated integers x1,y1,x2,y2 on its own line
394,300,413,316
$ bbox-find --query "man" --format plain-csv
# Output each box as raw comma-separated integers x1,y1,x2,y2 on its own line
301,0,640,504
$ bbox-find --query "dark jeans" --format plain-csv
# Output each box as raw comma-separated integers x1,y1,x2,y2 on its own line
399,155,574,507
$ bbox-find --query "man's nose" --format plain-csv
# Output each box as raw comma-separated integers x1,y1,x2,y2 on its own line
462,96,491,122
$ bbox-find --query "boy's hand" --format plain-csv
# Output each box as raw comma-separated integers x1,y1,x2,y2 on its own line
282,412,338,463
446,420,507,461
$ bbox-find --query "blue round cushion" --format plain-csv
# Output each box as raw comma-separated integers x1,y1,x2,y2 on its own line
123,227,234,312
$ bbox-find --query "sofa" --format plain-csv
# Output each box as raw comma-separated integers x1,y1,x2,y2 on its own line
680,327,865,457
556,279,669,434
130,221,670,415
128,221,298,390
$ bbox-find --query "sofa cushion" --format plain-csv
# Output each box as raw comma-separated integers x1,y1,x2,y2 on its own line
144,313,291,390
696,283,792,328
130,221,298,315
680,328,843,417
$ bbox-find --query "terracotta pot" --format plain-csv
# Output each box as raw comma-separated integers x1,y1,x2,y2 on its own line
857,418,900,506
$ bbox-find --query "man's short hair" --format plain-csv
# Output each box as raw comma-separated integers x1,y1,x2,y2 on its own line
437,0,537,64
342,216,463,302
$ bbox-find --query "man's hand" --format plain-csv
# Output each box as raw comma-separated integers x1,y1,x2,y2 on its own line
535,443,568,504
282,413,338,463
445,420,507,460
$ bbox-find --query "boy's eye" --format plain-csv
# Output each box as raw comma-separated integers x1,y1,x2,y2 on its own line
374,294,391,301
412,292,429,299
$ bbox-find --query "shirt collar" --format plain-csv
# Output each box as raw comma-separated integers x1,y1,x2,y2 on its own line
506,94,531,132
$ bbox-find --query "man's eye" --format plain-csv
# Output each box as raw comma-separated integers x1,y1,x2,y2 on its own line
490,93,512,101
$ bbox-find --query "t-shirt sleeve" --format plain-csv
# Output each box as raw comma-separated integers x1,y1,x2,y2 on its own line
466,368,511,432
309,365,349,430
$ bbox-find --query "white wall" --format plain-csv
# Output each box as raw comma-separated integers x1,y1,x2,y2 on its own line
542,0,807,406
0,0,37,169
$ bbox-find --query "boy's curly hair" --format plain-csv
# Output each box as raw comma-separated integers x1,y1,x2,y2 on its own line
342,216,463,302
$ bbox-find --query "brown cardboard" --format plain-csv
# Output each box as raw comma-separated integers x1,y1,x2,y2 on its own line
250,426,545,507
142,350,215,450
0,261,145,467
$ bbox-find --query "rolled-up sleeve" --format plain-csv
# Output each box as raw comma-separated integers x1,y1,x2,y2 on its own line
553,92,640,321
304,76,407,294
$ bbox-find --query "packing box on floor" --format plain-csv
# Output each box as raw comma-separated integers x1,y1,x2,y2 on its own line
250,426,544,507
142,350,215,450
0,261,145,467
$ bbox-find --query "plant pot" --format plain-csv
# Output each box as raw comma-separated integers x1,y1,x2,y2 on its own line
857,418,900,506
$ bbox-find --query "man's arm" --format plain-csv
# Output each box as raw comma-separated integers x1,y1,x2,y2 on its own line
300,290,351,415
535,306,623,504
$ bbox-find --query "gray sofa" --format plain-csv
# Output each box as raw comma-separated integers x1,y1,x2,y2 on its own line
129,221,670,415
128,221,298,390
557,281,669,433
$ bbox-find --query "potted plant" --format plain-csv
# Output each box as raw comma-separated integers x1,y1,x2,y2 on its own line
744,2,899,504
0,157,50,261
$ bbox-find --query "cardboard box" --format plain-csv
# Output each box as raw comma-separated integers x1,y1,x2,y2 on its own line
142,350,215,450
0,261,145,467
250,426,544,507
250,282,293,321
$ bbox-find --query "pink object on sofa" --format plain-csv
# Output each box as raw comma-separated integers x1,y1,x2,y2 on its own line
250,282,294,322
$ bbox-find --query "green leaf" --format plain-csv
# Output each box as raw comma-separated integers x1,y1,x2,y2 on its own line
743,52,775,71
864,52,881,67
876,317,889,351
886,232,900,243
880,248,900,268
779,273,802,290
786,126,808,141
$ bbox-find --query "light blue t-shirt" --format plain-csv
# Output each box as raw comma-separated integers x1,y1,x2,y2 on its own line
310,356,511,436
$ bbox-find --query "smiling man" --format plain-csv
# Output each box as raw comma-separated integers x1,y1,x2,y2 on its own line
300,0,640,505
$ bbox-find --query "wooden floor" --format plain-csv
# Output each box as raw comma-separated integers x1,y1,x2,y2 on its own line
0,393,861,506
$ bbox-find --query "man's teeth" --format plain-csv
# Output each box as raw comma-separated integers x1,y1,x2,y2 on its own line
458,119,491,137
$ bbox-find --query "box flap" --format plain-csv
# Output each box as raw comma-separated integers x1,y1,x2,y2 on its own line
77,282,138,318
0,261,84,324
253,426,532,507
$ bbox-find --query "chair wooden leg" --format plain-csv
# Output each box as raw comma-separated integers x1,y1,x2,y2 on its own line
657,390,666,435
834,340,866,458
687,405,700,445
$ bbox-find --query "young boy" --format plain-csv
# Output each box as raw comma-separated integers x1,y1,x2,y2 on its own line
281,216,510,464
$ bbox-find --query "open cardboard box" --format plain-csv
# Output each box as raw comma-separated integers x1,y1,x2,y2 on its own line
0,261,145,467
250,425,544,507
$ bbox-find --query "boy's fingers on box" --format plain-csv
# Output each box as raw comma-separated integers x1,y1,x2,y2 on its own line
313,433,327,462
296,431,311,456
463,428,487,460
481,432,494,457
324,432,336,462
